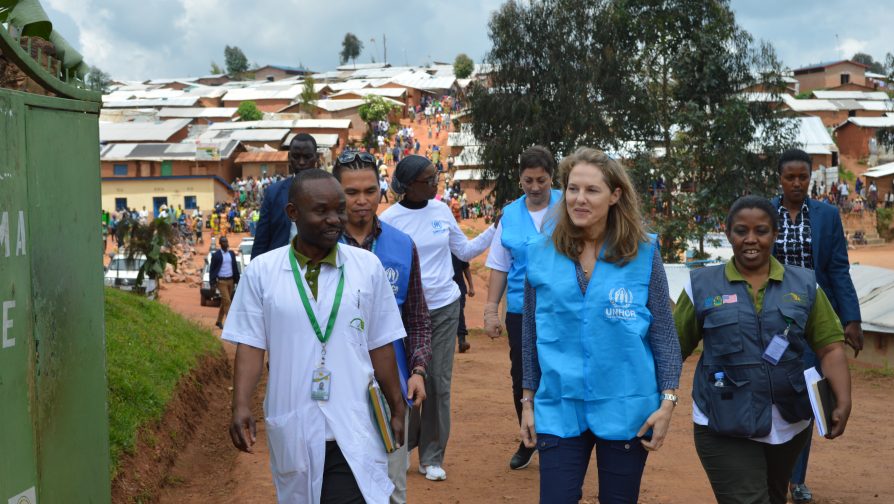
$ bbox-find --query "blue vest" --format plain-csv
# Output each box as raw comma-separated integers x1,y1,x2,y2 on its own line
343,221,415,404
525,235,658,440
500,189,562,313
690,264,816,438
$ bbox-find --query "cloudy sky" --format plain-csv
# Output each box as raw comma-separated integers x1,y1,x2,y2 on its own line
41,0,894,81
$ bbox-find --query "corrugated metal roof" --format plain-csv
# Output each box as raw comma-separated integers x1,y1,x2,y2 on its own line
313,99,371,112
282,133,340,148
388,71,456,91
330,88,407,99
99,119,191,142
813,90,890,101
782,94,838,112
863,162,894,178
849,265,894,333
294,119,352,129
210,120,295,130
229,129,290,142
158,107,238,119
103,97,200,108
222,85,303,102
348,66,412,79
794,117,837,155
100,139,240,161
856,101,894,112
235,151,289,164
842,117,894,128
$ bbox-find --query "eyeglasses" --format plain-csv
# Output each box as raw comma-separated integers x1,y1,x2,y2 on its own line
337,151,377,166
413,173,440,187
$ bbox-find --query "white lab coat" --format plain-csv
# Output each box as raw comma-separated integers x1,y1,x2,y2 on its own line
223,244,406,503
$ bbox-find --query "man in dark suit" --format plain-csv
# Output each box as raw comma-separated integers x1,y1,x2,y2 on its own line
251,133,319,259
210,236,240,329
771,148,863,504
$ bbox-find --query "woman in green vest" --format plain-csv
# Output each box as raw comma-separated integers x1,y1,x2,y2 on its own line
674,195,852,504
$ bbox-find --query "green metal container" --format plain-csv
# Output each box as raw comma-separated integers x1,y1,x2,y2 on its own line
0,23,109,504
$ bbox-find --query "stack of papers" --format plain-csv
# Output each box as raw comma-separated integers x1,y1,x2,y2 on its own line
804,366,836,436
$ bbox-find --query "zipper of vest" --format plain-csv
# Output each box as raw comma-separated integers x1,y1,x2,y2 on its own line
756,299,775,405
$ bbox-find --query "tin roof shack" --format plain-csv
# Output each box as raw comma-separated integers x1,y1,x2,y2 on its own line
834,117,894,172
794,60,870,94
100,140,240,216
157,107,238,125
222,84,303,112
864,162,894,205
235,150,289,178
252,64,313,81
302,97,404,140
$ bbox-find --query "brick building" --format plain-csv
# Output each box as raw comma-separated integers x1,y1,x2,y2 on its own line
834,117,894,171
793,60,870,94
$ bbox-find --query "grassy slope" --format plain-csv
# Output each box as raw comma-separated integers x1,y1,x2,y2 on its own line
104,287,220,474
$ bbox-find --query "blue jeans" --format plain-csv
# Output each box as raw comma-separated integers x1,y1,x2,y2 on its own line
791,346,820,485
537,431,648,504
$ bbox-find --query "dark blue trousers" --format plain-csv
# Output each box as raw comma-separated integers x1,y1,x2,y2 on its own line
537,431,648,504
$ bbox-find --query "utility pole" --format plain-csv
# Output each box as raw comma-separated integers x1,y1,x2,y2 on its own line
383,33,387,64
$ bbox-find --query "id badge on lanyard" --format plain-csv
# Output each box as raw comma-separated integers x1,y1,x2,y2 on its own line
762,323,791,366
289,248,345,402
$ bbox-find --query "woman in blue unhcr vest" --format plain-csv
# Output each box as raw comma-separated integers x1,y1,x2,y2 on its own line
520,147,682,504
673,196,852,504
483,145,563,471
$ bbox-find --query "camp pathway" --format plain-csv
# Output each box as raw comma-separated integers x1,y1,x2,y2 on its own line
150,242,894,503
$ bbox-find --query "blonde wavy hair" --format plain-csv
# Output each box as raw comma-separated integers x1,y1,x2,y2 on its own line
550,147,648,265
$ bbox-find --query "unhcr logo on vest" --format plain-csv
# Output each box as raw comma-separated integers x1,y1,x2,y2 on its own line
605,287,637,321
385,267,400,294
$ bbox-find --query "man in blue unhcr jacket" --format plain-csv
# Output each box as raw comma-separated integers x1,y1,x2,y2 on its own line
771,149,863,504
251,133,320,259
333,151,432,504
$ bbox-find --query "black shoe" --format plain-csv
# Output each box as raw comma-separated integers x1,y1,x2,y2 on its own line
509,443,536,470
458,340,470,353
215,321,223,329
791,483,813,504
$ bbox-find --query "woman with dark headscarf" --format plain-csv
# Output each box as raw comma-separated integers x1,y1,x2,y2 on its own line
380,155,497,481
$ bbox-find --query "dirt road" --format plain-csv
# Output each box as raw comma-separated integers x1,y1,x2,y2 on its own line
142,228,894,504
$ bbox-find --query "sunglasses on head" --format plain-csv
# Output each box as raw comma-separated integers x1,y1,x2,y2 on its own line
337,151,377,166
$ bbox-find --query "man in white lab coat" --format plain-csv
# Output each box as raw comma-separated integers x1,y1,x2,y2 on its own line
224,168,407,504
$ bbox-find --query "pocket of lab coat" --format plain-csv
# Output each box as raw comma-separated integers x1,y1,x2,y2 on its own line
265,410,307,475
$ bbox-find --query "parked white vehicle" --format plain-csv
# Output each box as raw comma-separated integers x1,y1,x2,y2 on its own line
104,254,157,293
200,249,245,306
238,237,254,271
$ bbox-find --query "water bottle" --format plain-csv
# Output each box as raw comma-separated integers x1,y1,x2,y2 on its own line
714,371,726,387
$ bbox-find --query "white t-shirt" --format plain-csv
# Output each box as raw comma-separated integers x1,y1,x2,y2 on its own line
486,206,550,273
222,244,404,502
380,200,496,309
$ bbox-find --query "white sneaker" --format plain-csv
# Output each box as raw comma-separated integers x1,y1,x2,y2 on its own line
419,464,447,481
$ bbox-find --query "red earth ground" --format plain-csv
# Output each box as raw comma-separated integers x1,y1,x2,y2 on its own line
111,118,894,503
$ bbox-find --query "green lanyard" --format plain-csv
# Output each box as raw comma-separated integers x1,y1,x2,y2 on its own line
288,248,345,345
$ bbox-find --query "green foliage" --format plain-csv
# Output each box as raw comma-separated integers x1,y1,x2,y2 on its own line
209,61,223,75
852,52,885,74
116,218,178,294
795,91,813,99
876,207,893,240
300,76,318,114
86,65,112,93
469,0,795,262
224,45,249,75
454,53,474,79
105,287,220,474
358,94,397,123
340,32,363,66
236,100,264,122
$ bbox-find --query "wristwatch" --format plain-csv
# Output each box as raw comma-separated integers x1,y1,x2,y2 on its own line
660,393,678,406
411,368,427,380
